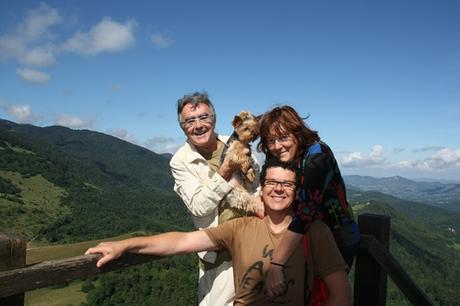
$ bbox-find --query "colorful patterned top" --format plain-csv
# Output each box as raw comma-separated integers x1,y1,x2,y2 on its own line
288,141,360,248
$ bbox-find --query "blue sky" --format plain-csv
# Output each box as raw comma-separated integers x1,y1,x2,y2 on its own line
1,1,459,181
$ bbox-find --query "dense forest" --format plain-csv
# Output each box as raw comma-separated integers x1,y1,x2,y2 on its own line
1,118,459,305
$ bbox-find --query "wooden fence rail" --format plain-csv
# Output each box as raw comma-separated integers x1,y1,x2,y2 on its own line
0,214,435,306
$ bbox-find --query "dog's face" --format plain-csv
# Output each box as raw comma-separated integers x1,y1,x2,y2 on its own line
232,111,261,142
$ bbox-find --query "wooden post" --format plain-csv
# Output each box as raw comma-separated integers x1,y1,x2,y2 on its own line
0,234,26,306
354,214,390,306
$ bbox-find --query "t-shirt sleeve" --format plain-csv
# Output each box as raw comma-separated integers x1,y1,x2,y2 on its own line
204,218,243,251
310,222,348,278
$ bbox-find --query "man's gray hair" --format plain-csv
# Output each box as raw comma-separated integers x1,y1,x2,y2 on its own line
176,91,216,122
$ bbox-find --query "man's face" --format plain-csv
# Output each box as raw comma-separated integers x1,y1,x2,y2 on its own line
180,103,216,150
261,167,296,212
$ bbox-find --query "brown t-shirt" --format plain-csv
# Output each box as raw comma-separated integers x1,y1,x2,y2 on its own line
205,217,347,305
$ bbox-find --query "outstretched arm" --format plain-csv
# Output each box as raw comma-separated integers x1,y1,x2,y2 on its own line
85,231,218,268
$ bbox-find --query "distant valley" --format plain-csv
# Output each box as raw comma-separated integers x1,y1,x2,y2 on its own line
344,175,460,212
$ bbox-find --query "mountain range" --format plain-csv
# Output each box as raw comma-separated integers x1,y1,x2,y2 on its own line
344,175,460,212
1,118,459,305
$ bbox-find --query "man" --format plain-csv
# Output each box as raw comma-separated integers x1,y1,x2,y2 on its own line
169,92,259,305
86,159,352,305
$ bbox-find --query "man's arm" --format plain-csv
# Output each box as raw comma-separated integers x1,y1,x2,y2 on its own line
85,231,218,268
323,270,352,306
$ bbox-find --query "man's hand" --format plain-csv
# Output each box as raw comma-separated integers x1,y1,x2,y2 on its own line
252,195,265,218
219,148,251,181
85,241,125,268
265,264,286,298
219,156,240,181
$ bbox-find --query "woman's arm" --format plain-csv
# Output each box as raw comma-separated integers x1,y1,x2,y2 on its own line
323,270,352,306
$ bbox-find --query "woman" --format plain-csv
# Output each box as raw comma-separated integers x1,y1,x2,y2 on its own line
257,105,360,299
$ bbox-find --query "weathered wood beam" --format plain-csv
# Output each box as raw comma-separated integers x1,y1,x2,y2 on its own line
364,235,434,306
0,252,161,298
354,214,390,306
0,234,26,305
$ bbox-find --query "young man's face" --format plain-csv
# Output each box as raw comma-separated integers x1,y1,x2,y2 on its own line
180,103,216,151
261,167,296,212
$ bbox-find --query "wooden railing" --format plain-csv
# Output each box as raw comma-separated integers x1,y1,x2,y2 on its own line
0,214,435,306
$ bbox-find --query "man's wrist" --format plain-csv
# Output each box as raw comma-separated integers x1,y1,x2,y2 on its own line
270,261,286,268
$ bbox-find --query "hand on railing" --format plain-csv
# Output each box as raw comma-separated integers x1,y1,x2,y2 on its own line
85,241,125,268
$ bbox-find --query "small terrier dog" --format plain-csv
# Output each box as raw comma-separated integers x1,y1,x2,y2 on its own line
219,111,260,222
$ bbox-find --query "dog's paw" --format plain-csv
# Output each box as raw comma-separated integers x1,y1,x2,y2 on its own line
246,169,255,183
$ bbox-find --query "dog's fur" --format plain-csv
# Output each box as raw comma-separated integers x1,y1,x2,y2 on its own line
219,111,260,221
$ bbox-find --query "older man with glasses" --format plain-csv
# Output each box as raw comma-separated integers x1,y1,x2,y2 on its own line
169,92,259,306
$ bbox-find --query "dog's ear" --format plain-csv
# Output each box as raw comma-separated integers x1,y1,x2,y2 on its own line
232,115,243,128
255,115,262,121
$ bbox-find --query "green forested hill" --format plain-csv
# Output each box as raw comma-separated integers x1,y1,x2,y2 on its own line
0,119,192,243
348,188,460,241
354,201,459,305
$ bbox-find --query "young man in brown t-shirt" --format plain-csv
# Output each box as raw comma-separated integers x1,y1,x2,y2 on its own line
86,159,352,305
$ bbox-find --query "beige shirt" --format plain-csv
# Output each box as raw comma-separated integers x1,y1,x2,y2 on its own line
170,135,233,249
206,218,348,305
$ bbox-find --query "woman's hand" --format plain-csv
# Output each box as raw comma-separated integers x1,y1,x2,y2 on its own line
266,264,286,298
85,241,125,268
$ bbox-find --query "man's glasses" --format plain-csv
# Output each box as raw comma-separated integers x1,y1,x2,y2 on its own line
263,179,296,191
181,113,214,129
267,135,292,147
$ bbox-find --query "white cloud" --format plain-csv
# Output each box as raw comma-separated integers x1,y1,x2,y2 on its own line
150,33,174,48
19,45,56,67
343,146,460,179
108,128,137,144
0,103,41,124
1,4,138,84
341,145,386,168
0,3,60,64
63,17,136,55
164,143,183,154
55,114,93,129
144,135,178,153
18,3,61,43
16,67,50,84
409,148,460,170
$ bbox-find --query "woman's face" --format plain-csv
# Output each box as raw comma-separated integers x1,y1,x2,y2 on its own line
266,128,299,162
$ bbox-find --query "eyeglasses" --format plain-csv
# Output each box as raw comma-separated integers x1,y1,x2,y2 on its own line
181,113,214,129
267,135,292,147
263,179,296,191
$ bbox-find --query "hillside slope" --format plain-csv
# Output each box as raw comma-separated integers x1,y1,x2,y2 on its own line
353,202,460,306
0,119,191,243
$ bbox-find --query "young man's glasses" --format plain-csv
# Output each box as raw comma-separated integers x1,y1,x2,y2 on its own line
181,113,214,129
267,135,292,147
263,179,296,191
